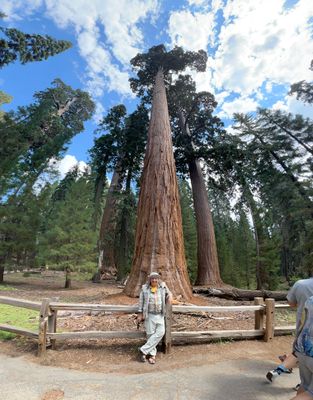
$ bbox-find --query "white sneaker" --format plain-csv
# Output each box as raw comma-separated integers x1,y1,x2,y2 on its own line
266,370,280,382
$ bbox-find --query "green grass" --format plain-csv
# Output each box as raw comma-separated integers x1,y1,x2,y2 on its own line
275,308,297,325
0,284,17,291
0,304,38,340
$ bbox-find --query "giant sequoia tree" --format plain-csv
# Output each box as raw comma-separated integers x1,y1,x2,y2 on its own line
169,74,224,286
127,45,223,287
124,45,208,298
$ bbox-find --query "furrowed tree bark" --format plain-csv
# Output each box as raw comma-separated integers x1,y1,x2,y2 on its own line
178,111,222,286
124,69,192,300
189,159,222,285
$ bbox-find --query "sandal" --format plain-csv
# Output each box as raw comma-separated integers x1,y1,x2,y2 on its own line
148,356,156,364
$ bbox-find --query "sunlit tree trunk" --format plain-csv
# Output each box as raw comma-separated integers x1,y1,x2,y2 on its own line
124,69,192,299
189,159,222,286
178,111,222,286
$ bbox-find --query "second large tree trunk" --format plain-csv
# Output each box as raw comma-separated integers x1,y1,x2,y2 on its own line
124,69,192,300
189,159,223,286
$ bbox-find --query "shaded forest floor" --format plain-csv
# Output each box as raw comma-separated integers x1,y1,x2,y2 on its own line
0,273,295,375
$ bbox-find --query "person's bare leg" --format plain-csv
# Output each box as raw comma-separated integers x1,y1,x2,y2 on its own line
283,354,298,369
266,353,298,382
290,390,313,400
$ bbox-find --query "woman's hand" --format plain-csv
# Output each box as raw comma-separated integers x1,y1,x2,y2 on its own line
137,313,144,322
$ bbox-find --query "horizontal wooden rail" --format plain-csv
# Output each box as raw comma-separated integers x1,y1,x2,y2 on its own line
0,324,38,338
275,304,292,309
47,330,146,340
0,296,41,311
274,325,295,335
173,305,264,313
49,303,138,312
49,303,267,314
172,329,264,341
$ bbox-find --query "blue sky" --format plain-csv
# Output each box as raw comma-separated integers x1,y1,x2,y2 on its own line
1,0,313,176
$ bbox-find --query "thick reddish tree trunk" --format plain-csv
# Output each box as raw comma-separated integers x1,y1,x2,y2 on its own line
124,69,192,300
189,159,223,286
178,110,222,286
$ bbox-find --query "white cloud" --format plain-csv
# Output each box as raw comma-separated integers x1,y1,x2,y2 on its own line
166,0,313,122
43,0,159,99
50,155,88,178
212,0,313,96
168,9,215,51
272,96,313,120
93,101,105,123
0,0,43,20
218,95,259,118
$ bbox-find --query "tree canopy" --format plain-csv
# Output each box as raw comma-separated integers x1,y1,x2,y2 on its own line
0,16,71,68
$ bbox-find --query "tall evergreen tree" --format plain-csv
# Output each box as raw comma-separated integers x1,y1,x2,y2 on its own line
38,168,97,287
168,74,225,286
129,46,227,287
0,81,94,282
0,79,95,197
0,14,71,68
289,60,313,104
125,45,208,298
89,104,149,280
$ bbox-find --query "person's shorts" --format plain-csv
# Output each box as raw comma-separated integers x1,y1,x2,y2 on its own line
295,351,313,396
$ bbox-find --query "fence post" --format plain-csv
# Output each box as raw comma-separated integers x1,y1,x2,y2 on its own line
48,297,58,350
163,301,172,354
254,297,264,330
264,298,275,342
38,298,50,356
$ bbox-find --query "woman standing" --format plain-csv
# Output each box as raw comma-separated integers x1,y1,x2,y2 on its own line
137,272,172,364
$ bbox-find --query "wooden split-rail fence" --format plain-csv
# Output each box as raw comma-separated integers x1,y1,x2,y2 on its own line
0,296,295,356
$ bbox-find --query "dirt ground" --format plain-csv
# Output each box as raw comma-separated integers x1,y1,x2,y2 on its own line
0,274,295,375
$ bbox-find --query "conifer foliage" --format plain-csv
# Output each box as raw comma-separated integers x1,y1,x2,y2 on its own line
0,14,71,68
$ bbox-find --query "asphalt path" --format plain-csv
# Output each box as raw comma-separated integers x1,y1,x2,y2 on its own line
0,352,299,400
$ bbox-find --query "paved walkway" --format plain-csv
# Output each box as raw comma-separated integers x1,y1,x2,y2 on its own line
0,353,299,400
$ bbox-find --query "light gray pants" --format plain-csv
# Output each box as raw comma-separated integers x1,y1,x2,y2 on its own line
140,313,165,356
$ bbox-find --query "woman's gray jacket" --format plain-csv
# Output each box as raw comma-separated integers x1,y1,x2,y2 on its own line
138,282,171,320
